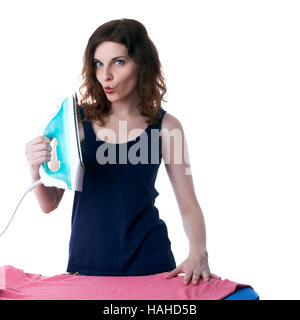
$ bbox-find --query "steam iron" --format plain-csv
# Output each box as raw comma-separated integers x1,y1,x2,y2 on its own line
0,92,85,239
39,92,85,191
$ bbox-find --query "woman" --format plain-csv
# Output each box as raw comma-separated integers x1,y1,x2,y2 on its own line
25,18,258,299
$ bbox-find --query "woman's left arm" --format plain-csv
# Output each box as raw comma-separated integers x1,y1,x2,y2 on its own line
160,112,220,285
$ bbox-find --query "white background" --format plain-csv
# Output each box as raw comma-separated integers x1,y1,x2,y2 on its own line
0,0,299,300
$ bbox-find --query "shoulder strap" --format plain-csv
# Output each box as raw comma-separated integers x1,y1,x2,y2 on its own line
157,108,166,130
78,105,85,121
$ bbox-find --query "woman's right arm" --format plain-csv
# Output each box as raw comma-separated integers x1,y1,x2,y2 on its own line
25,136,65,214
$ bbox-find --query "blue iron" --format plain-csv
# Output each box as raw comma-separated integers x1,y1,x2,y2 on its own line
0,92,85,238
38,92,85,191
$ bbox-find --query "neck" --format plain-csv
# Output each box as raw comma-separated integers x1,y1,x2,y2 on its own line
110,91,141,119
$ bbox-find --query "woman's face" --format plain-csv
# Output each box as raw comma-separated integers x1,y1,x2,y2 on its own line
93,41,140,102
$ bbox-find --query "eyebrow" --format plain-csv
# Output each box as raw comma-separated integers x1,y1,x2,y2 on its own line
93,56,128,62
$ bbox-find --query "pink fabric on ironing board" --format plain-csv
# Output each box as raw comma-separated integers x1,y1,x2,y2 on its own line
0,265,252,300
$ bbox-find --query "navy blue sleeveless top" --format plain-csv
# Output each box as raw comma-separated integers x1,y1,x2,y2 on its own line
66,107,177,276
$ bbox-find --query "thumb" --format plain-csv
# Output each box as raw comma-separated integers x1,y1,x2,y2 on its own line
164,265,182,279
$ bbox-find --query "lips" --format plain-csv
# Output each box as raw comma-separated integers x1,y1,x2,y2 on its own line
104,86,114,94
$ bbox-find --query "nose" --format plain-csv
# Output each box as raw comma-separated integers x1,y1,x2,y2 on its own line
103,66,113,82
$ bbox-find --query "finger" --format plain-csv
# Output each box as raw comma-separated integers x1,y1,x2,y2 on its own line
183,271,193,285
30,142,51,154
164,266,182,279
210,273,221,280
191,272,201,285
202,271,210,282
32,136,51,145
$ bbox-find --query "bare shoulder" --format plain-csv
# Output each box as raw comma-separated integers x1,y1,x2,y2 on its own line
78,120,85,142
160,111,188,165
161,111,184,131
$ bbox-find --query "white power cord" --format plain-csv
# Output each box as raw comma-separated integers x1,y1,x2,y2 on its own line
0,180,43,238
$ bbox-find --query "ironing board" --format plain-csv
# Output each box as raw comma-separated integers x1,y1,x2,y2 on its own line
0,265,258,300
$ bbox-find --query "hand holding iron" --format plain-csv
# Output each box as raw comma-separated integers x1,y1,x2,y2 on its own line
25,136,52,178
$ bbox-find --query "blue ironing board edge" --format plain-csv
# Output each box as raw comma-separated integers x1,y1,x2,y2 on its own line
223,287,259,300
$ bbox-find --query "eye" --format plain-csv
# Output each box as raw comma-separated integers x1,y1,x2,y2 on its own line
115,59,125,65
94,60,125,67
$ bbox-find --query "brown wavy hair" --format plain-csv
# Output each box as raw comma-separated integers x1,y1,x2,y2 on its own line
79,18,168,127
